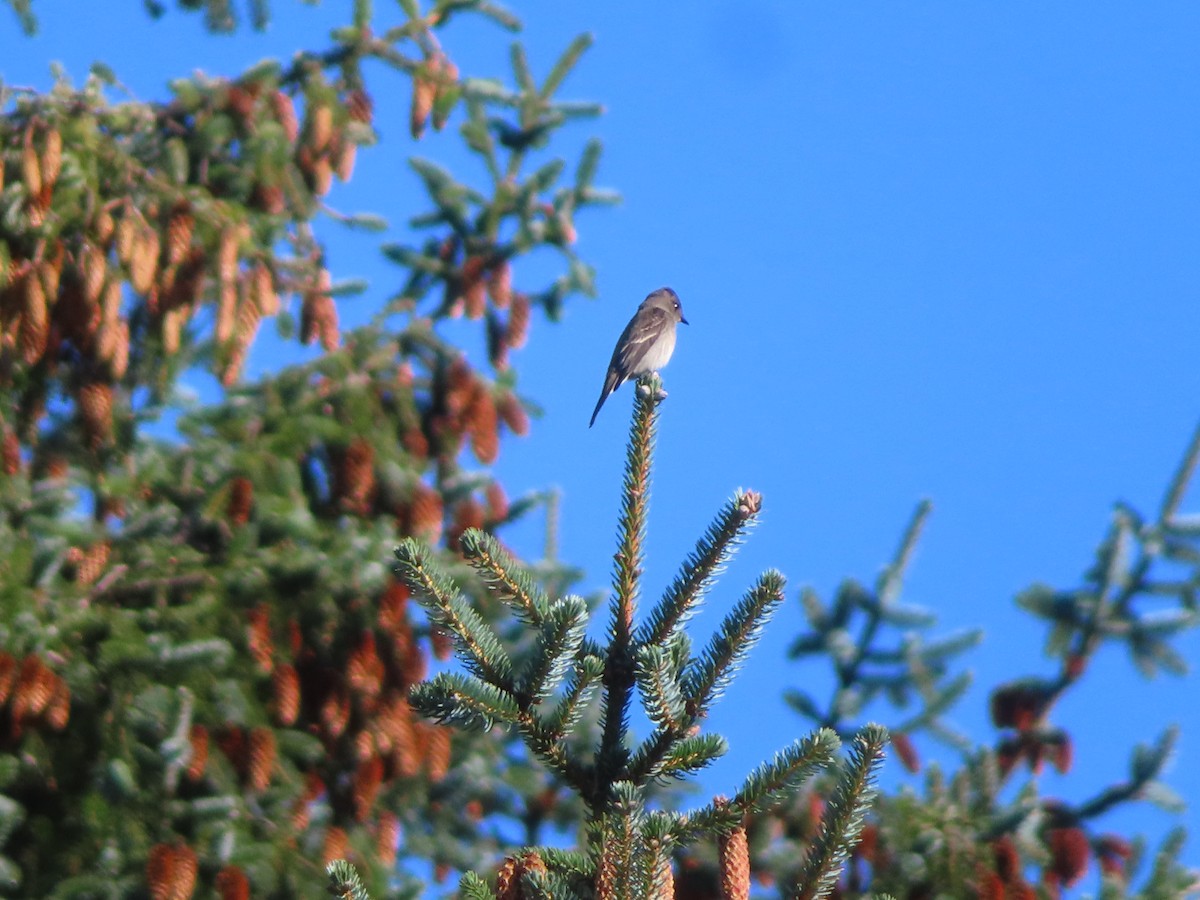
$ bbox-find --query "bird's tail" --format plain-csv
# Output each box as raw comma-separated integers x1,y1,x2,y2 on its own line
589,371,620,427
588,390,608,428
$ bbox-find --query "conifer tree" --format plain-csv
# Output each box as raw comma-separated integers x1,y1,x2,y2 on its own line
4,4,1198,900
378,373,890,900
702,426,1200,898
0,2,612,896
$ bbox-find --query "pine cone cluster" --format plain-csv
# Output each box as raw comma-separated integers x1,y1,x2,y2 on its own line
0,653,71,738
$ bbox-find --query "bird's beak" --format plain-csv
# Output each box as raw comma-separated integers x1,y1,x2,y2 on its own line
680,315,689,325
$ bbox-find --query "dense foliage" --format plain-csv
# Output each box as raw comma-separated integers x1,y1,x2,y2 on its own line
1,1,609,896
2,3,1196,899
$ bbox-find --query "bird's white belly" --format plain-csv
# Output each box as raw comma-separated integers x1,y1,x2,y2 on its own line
633,329,676,376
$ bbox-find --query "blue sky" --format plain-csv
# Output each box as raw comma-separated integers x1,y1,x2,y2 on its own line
7,0,1200,891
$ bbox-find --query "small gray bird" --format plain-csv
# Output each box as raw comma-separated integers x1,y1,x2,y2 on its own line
589,287,688,427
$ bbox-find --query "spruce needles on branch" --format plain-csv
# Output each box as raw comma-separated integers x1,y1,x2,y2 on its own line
763,422,1200,896
392,371,887,896
794,725,888,900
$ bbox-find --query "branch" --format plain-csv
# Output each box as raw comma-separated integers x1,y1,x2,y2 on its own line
637,489,762,647
794,724,888,900
597,375,662,789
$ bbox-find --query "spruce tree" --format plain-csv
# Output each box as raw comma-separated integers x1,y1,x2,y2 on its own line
385,374,889,900
0,2,611,896
3,4,1197,900
717,426,1200,898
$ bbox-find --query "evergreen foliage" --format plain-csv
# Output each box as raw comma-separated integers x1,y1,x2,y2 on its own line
391,374,889,899
694,425,1200,897
1,4,1197,900
0,1,613,896
785,500,980,751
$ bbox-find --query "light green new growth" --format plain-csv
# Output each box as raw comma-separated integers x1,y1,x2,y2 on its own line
326,859,372,900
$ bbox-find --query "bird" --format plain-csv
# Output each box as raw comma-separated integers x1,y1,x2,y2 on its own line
589,287,688,427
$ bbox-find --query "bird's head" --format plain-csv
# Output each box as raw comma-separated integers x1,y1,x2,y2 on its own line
644,286,688,325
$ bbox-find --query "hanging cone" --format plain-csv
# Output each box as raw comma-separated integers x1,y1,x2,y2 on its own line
333,134,356,182
320,687,351,740
2,430,20,476
109,319,130,380
76,541,111,585
321,826,349,866
271,664,300,727
185,724,209,782
410,70,435,139
336,438,376,514
497,392,530,436
423,725,451,782
270,90,299,142
485,481,509,522
94,208,115,246
145,844,176,900
245,606,273,674
346,631,383,700
506,292,530,349
408,482,444,545
115,213,136,265
129,223,159,295
352,756,385,821
166,207,194,266
346,88,373,124
300,269,338,350
486,259,512,309
19,274,48,365
375,813,399,868
80,241,107,304
461,256,487,319
718,823,750,900
171,844,198,900
44,675,70,731
227,476,253,525
77,381,114,449
21,127,42,199
251,261,277,316
246,727,276,792
215,866,250,900
466,387,499,464
309,103,334,154
40,126,63,189
216,279,236,346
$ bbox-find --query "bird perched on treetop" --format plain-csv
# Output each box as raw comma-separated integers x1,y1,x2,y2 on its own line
589,287,688,427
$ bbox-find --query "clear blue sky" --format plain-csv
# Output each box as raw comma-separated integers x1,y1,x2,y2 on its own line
8,1,1200,892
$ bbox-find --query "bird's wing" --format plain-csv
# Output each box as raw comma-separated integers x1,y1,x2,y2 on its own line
616,307,670,374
